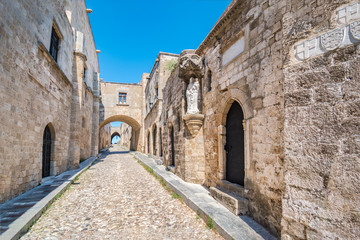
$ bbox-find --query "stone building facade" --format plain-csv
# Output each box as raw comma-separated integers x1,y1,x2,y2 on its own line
99,123,111,150
143,52,179,157
160,0,360,238
99,81,143,151
0,0,102,203
115,123,133,149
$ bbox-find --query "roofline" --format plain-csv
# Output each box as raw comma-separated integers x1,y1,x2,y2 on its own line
101,81,141,86
196,0,239,55
149,52,179,77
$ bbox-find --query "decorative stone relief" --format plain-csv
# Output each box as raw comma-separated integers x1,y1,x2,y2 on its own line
295,22,359,61
295,2,360,61
350,20,360,40
179,51,202,80
320,28,345,50
186,77,200,115
338,2,360,24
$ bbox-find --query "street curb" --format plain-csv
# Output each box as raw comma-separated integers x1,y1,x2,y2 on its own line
1,150,107,240
131,151,276,240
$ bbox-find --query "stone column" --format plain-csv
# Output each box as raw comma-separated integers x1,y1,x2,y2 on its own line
68,31,85,169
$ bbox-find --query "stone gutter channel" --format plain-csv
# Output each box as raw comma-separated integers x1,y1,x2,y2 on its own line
132,152,277,240
0,148,110,240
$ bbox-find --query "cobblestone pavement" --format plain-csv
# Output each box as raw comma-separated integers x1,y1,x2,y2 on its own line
22,145,222,240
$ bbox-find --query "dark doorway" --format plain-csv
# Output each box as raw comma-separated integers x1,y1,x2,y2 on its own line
159,128,163,157
170,126,175,166
42,125,52,178
153,125,157,156
147,132,150,154
225,101,245,186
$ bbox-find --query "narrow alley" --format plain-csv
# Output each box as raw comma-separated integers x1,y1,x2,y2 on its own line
21,145,222,240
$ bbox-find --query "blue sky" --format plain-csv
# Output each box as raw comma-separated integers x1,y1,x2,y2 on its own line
86,0,231,84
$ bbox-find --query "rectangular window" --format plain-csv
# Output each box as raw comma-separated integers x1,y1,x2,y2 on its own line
119,93,127,104
49,27,60,62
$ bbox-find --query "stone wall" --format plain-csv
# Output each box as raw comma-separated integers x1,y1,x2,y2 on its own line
282,1,360,239
144,53,178,157
99,124,111,150
161,67,185,177
100,82,143,151
194,0,286,235
0,0,101,203
117,123,133,149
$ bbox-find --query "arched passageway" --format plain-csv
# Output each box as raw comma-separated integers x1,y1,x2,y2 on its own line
111,132,120,144
99,115,142,151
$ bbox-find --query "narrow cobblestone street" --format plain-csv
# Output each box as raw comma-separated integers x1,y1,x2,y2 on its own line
21,145,222,240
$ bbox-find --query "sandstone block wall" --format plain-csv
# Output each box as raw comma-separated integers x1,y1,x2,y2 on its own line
0,0,101,203
282,1,360,239
144,53,178,157
117,123,133,149
99,123,111,150
161,67,186,177
196,0,286,235
100,82,143,151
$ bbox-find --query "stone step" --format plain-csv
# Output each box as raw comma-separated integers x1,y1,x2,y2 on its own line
210,186,249,216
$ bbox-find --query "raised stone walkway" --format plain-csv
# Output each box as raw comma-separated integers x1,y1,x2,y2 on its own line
20,145,223,239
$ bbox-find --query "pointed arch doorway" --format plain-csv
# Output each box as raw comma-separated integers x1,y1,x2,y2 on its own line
225,101,245,186
42,125,52,178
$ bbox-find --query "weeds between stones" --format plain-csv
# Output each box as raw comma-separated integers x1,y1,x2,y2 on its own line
196,208,201,220
206,217,215,230
136,159,181,201
135,156,218,233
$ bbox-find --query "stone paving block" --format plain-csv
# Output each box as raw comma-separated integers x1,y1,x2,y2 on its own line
132,151,276,240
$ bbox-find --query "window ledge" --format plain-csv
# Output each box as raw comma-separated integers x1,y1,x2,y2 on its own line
38,41,73,87
116,104,129,106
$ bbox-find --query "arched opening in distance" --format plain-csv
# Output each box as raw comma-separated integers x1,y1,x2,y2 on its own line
153,125,157,156
99,115,142,151
111,132,120,144
225,101,245,186
42,124,54,178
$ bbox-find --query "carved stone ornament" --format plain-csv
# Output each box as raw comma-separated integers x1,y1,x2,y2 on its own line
320,28,345,51
186,77,200,114
178,50,203,80
183,114,204,137
350,20,360,40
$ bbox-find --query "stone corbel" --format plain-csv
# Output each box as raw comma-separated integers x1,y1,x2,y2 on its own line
183,113,204,137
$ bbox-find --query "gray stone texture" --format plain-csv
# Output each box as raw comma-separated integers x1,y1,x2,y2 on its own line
283,1,360,239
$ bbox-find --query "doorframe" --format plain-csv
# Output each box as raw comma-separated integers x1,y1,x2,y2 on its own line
42,123,56,178
217,97,253,188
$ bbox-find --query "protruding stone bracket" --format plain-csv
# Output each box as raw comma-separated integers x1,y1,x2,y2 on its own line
183,114,204,137
178,50,203,81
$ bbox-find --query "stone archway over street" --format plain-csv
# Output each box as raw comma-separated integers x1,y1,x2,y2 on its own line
100,82,143,151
